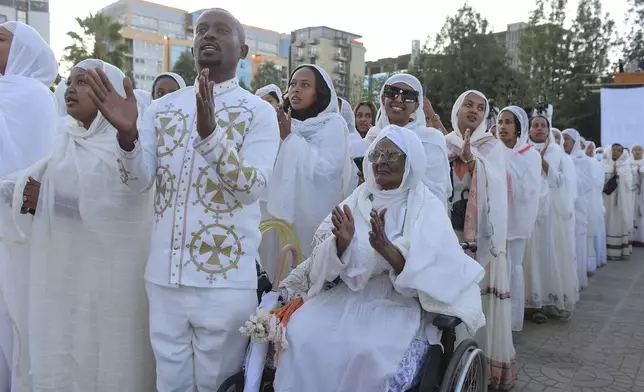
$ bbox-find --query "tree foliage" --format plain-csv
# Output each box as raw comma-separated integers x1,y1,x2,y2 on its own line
624,0,644,65
171,50,197,85
518,0,615,141
415,5,522,130
251,61,283,91
61,13,129,72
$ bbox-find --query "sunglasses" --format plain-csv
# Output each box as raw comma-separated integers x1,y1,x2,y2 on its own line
367,148,405,164
382,85,419,104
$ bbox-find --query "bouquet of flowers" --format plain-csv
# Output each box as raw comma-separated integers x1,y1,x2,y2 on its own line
239,307,287,350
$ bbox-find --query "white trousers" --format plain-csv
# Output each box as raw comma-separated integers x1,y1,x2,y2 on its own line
0,300,12,392
507,239,526,332
146,283,257,392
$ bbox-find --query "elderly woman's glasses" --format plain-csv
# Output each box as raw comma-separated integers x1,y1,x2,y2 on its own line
383,85,419,104
368,148,405,163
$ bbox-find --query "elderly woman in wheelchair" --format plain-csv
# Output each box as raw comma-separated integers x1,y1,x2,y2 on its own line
254,125,482,392
221,125,486,392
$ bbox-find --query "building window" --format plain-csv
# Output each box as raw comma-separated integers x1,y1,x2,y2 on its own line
0,0,11,7
30,1,49,12
297,48,303,58
310,46,317,56
17,10,27,24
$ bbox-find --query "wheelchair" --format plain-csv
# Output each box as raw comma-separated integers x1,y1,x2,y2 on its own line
217,313,487,392
223,223,487,392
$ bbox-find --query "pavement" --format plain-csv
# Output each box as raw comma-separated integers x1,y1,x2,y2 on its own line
510,248,644,392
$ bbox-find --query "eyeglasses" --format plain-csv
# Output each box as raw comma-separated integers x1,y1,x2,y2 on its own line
367,148,405,163
382,85,419,104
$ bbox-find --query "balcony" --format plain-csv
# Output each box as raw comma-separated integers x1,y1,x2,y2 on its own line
308,51,318,59
334,52,349,62
295,40,305,48
334,66,347,75
333,78,347,88
334,38,350,47
307,37,319,45
296,53,305,61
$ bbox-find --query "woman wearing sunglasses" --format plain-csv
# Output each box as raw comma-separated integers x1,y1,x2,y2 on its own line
364,74,451,209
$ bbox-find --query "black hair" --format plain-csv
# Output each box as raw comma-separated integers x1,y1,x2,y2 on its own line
267,91,279,102
529,114,550,129
151,75,180,95
284,66,331,121
510,112,521,137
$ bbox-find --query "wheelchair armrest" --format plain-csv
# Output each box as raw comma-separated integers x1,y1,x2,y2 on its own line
432,315,462,330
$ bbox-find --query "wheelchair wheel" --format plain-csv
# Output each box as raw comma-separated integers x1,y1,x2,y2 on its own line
438,339,487,392
216,371,244,392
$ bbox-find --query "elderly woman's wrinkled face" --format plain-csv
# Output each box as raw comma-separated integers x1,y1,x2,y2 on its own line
529,117,549,143
456,93,486,132
355,104,373,134
369,138,406,190
261,93,280,111
382,82,419,126
612,144,623,161
0,27,13,76
633,146,643,160
288,67,317,111
65,67,99,128
563,134,574,154
153,76,181,100
585,144,595,157
497,111,518,146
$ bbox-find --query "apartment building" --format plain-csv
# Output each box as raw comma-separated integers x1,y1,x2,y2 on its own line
492,22,528,71
0,0,50,43
289,26,366,100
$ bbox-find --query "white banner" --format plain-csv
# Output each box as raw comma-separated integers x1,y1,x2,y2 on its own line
601,87,644,148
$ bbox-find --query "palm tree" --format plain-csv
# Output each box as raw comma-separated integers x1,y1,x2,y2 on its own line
62,13,130,70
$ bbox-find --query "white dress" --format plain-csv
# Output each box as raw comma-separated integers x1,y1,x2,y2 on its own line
603,151,634,260
630,159,644,244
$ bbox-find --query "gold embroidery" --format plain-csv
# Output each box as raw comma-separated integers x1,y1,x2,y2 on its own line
187,223,245,283
156,108,190,157
117,158,138,185
154,165,176,218
192,165,242,214
214,105,255,151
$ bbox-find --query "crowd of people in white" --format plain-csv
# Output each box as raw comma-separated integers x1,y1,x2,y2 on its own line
0,7,642,392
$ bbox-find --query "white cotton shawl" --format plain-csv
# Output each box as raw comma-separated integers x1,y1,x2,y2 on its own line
604,145,634,227
255,83,283,104
0,59,155,391
0,21,57,178
364,73,451,206
306,125,486,333
631,146,644,221
267,64,353,256
499,106,541,240
340,97,368,158
445,90,508,268
563,128,595,223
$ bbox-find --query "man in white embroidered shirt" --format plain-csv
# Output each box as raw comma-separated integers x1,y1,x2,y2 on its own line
85,8,280,391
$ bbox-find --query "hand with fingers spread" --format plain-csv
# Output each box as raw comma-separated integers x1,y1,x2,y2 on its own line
331,205,355,257
86,68,138,149
277,105,292,140
21,177,41,214
196,69,216,140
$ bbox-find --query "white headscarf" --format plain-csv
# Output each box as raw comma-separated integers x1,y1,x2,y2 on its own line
134,89,152,110
255,84,283,104
54,77,68,117
338,97,368,158
267,64,353,256
562,129,585,158
631,145,644,170
0,21,58,178
446,90,507,268
152,71,187,93
498,106,542,240
364,73,451,205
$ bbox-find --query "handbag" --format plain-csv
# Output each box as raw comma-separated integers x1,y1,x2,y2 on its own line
603,174,618,195
450,189,469,231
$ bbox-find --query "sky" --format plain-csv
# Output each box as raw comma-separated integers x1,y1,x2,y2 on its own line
49,0,632,62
